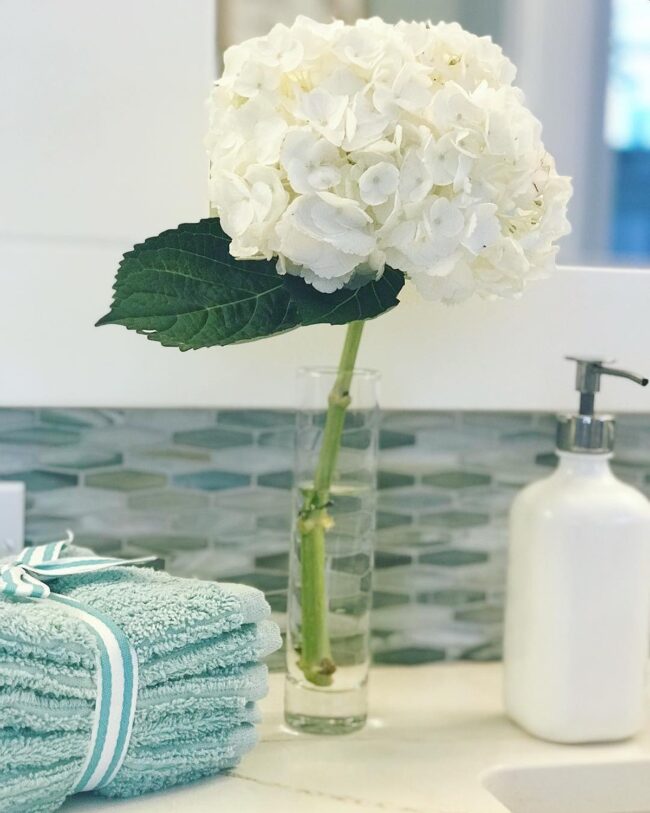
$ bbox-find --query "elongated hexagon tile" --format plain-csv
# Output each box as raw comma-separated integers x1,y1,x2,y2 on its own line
417,588,487,606
377,511,412,530
0,469,77,492
213,487,289,514
423,470,492,489
461,640,502,661
209,445,291,475
372,590,410,609
454,605,503,624
373,646,446,665
374,550,412,569
254,552,290,571
40,447,123,470
257,470,293,490
172,427,252,450
257,429,295,449
39,409,121,429
128,446,212,474
217,409,295,429
222,571,288,592
32,487,123,516
127,489,209,512
419,549,489,567
126,534,208,553
171,508,254,537
74,534,124,554
0,410,36,430
378,488,450,513
421,510,490,529
378,470,415,489
85,469,167,492
256,514,292,533
173,470,250,491
0,427,80,447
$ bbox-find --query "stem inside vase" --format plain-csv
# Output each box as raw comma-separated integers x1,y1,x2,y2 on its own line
297,320,365,686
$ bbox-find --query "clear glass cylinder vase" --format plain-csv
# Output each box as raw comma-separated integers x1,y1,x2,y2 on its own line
285,367,380,735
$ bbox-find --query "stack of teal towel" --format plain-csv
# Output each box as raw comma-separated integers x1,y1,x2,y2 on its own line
0,551,281,813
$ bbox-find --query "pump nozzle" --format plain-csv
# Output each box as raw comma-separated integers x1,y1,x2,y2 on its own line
557,357,649,454
565,357,648,416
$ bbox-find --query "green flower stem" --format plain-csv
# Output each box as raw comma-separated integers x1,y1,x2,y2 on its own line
298,320,365,686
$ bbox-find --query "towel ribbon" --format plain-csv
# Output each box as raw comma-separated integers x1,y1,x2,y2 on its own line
0,532,155,792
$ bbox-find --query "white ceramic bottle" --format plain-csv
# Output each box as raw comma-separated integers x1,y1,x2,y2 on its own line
504,357,650,743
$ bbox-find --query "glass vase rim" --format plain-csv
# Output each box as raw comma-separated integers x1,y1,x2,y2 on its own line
297,366,380,381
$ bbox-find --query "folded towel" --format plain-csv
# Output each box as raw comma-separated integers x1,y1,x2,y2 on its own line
0,566,271,668
1,662,269,738
0,548,281,812
1,723,258,813
0,620,281,698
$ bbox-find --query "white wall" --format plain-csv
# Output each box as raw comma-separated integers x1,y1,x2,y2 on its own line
2,241,649,412
0,0,215,244
1,1,648,414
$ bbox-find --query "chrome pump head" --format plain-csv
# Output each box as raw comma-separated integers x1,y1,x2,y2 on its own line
556,357,648,454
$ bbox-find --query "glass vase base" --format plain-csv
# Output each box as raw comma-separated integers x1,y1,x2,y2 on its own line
284,674,367,735
285,711,367,736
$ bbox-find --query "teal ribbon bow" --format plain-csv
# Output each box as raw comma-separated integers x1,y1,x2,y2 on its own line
0,531,152,599
0,532,154,793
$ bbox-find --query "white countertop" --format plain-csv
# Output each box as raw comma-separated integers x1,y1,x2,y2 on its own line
64,663,650,812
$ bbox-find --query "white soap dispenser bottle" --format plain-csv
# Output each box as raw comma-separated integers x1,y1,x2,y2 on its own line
504,357,650,743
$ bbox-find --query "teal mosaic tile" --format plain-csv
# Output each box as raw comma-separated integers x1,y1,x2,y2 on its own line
173,470,250,491
257,470,293,490
257,514,292,533
378,429,416,449
0,409,35,429
460,641,503,662
224,572,289,592
455,605,503,624
7,408,650,669
375,551,412,569
378,470,415,489
0,470,77,492
257,429,295,448
424,471,492,489
0,427,80,447
341,429,373,449
377,527,447,549
217,410,295,429
417,588,487,606
73,534,123,554
86,469,167,492
422,510,491,529
374,646,446,665
127,534,208,553
127,489,209,512
266,591,288,613
172,427,252,450
419,550,490,567
376,511,412,529
40,409,119,429
378,489,450,513
372,591,410,609
41,447,123,470
254,552,290,571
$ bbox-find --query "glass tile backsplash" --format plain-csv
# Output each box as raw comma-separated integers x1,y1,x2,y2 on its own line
3,408,650,669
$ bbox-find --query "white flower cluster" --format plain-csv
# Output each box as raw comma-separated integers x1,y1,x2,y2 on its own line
206,17,572,303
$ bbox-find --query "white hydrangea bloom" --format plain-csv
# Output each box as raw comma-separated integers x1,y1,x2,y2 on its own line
207,17,572,303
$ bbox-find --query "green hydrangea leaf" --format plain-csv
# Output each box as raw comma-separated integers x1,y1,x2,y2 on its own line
97,218,404,350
